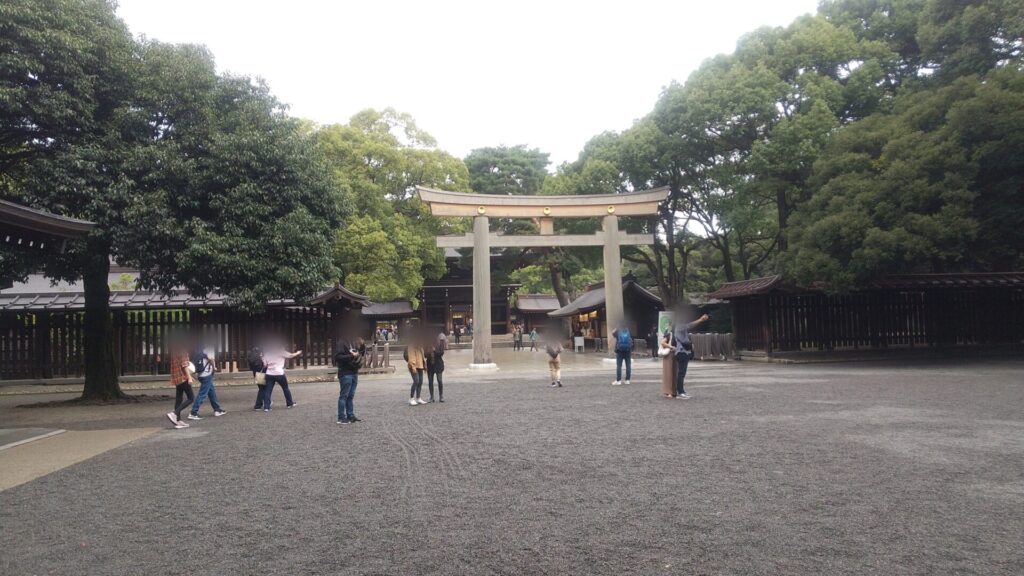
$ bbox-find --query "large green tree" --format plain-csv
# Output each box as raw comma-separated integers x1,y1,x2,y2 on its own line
317,109,470,305
2,1,341,400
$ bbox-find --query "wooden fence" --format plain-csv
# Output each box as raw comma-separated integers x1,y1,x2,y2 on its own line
733,288,1024,352
0,307,340,380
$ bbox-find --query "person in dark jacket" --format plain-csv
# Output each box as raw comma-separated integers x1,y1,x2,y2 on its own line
334,338,365,424
425,339,446,403
248,346,267,410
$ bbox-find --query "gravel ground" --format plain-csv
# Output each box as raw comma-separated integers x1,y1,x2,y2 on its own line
1,359,1022,575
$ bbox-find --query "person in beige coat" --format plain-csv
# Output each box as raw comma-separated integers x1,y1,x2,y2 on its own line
660,328,677,398
406,336,426,406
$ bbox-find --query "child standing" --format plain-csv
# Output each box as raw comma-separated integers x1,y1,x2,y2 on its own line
545,337,563,388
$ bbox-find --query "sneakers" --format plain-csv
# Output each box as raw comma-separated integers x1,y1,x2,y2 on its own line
612,381,622,386
409,398,418,406
336,419,349,425
438,397,445,403
287,403,297,408
166,412,178,425
417,398,428,405
557,381,563,387
174,421,189,429
551,382,558,387
214,410,227,417
677,393,691,399
348,416,361,423
624,380,631,385
187,414,202,420
428,396,434,403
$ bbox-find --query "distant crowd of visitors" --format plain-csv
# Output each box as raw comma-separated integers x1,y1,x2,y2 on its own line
163,309,710,429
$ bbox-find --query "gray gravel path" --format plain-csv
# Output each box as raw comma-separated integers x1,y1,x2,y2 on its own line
1,359,1022,575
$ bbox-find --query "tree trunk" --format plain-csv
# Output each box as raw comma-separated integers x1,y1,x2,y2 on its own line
81,246,125,401
776,189,789,253
719,234,736,282
549,262,571,307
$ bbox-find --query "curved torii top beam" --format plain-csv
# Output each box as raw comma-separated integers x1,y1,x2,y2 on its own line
415,186,670,218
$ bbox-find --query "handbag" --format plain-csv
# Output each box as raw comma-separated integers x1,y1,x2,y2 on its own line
254,369,266,385
657,345,672,358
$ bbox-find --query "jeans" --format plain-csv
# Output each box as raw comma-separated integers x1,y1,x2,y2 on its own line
263,374,294,408
675,352,690,395
615,351,632,381
427,369,443,399
191,374,222,415
409,369,424,398
174,381,195,420
338,374,357,420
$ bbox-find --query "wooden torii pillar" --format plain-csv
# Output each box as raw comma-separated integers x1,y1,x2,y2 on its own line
417,186,670,369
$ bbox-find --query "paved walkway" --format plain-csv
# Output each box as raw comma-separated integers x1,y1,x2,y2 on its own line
0,359,1021,575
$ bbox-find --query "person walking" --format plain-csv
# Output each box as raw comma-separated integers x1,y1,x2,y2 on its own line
612,324,633,386
425,338,446,403
529,328,538,351
166,346,194,428
248,345,268,410
335,338,364,424
187,345,226,420
672,312,710,399
406,337,426,406
262,342,302,411
545,336,563,387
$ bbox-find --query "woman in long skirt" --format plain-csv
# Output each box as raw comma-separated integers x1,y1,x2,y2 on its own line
660,329,676,398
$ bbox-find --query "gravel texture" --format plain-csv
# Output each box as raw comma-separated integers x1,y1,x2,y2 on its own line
0,358,1022,575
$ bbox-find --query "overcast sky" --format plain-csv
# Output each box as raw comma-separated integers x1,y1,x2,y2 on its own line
116,0,820,167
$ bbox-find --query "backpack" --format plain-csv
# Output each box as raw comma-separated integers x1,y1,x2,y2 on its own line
615,329,632,352
191,350,209,374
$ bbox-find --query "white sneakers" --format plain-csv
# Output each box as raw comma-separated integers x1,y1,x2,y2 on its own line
677,394,691,399
409,398,418,406
417,398,428,405
175,421,189,429
214,410,227,417
166,412,178,425
625,380,631,385
612,381,622,386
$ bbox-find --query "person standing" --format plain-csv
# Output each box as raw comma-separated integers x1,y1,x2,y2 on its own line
612,324,633,386
262,342,302,411
335,338,364,424
188,345,226,420
660,328,677,398
248,346,268,410
406,337,426,406
166,347,194,428
545,336,563,387
425,338,445,402
529,328,538,351
454,326,462,345
647,330,659,361
672,313,710,399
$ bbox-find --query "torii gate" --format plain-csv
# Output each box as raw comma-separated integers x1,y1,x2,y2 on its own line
417,186,670,368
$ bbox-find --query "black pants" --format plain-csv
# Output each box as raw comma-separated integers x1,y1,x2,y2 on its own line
428,369,443,399
675,352,690,395
410,369,424,398
263,374,294,408
252,370,267,409
174,381,195,420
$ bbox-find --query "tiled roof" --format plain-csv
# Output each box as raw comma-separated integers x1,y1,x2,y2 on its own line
516,294,561,313
362,301,415,317
706,275,785,299
548,280,663,318
869,273,1024,290
0,286,370,311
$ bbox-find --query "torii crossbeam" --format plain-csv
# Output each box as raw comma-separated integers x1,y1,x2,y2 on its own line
417,186,670,368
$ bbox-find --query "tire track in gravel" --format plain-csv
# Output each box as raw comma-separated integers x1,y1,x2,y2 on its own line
380,400,422,500
404,410,466,490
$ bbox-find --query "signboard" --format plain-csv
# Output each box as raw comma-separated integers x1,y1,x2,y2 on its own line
657,311,673,336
